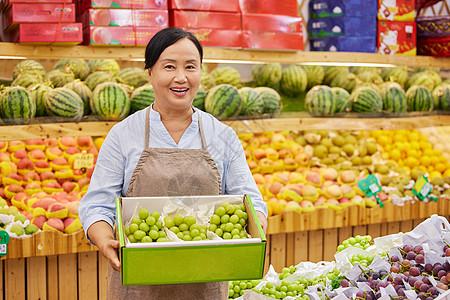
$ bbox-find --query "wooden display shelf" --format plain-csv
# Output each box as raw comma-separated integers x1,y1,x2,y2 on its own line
0,42,449,67
0,114,449,140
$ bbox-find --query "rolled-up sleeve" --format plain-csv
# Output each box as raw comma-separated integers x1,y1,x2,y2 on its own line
223,129,268,218
79,128,125,237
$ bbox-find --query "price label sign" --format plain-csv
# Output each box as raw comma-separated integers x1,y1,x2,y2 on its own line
358,174,384,207
412,175,433,201
73,153,94,170
0,230,10,256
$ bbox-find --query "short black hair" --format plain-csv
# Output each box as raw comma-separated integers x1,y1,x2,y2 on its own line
144,27,203,70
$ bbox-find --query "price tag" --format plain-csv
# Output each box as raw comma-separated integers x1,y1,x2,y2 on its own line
358,174,384,207
412,175,433,201
73,153,94,170
0,231,9,256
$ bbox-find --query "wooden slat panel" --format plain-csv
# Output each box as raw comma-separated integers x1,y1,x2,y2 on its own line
353,225,367,236
270,233,286,272
27,256,47,300
380,223,389,236
308,230,323,262
0,261,3,300
400,220,414,233
78,251,98,300
413,219,425,227
58,254,78,300
367,224,382,238
387,222,401,235
98,253,110,300
47,256,58,300
294,231,308,263
338,227,352,244
285,233,295,267
323,229,338,261
5,258,26,300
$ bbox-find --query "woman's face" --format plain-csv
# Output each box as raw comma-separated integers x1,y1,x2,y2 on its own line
149,38,201,111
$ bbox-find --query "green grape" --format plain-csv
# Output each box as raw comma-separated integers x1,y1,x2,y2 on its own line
192,236,202,241
150,225,159,232
239,218,246,226
158,231,166,238
235,209,244,219
183,235,192,241
155,220,163,229
174,214,184,226
210,214,221,225
139,222,150,232
138,208,149,220
146,216,156,226
229,215,239,224
128,234,137,243
179,223,189,232
164,216,175,228
141,236,152,243
184,216,196,226
176,232,184,239
133,230,146,241
156,237,169,242
224,223,234,232
231,228,240,236
234,224,242,230
149,230,159,240
190,229,200,238
209,224,217,231
124,226,130,236
131,217,141,225
215,206,226,217
225,204,235,214
221,214,230,224
129,223,139,234
190,224,200,231
200,233,207,240
151,211,160,220
215,228,223,236
170,226,180,234
232,234,240,239
223,232,232,239
240,231,247,238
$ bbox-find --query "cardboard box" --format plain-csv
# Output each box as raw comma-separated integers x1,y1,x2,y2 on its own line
171,10,241,30
4,3,76,30
84,26,162,46
378,20,416,56
308,16,377,38
239,0,299,17
0,0,73,10
186,29,243,48
243,31,304,50
8,23,82,45
169,0,239,12
310,36,377,53
77,0,167,13
378,0,415,21
116,195,266,285
81,9,168,27
242,14,302,33
309,0,377,18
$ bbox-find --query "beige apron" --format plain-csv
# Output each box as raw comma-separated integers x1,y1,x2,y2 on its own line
107,108,228,300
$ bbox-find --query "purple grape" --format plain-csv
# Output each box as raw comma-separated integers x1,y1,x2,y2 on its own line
379,270,388,277
414,245,423,254
422,277,431,285
418,292,427,300
428,287,438,295
433,266,444,276
420,283,430,292
403,271,410,277
340,279,349,287
391,265,400,273
433,262,443,268
372,272,379,280
444,261,450,271
356,291,364,298
410,266,421,276
419,250,425,255
440,275,448,284
414,280,424,289
403,245,413,252
394,276,403,285
409,277,417,286
390,255,400,262
438,270,447,278
402,259,411,268
397,287,405,296
425,297,433,300
407,251,417,260
415,254,425,264
424,263,433,273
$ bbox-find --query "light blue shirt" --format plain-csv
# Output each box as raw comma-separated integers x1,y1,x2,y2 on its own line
79,107,267,235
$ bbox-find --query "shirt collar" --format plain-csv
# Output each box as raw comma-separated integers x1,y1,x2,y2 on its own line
149,105,199,126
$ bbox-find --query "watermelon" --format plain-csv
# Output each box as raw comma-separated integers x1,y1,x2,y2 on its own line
330,72,357,92
64,80,92,115
88,59,120,75
13,60,46,80
303,65,325,89
323,66,349,85
357,71,384,85
433,84,450,111
305,85,335,116
85,71,115,91
239,87,264,116
129,84,154,113
381,67,408,88
45,87,84,120
380,82,407,113
193,87,207,111
204,84,242,119
29,84,51,117
200,64,215,90
210,67,241,87
117,67,148,88
92,82,130,120
350,67,381,75
254,87,281,114
350,86,383,113
280,65,308,96
406,85,434,112
11,73,43,88
252,63,282,90
46,69,75,88
53,59,90,80
331,87,350,113
0,86,36,124
407,71,435,90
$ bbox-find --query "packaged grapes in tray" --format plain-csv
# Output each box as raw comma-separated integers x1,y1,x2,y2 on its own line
115,194,266,285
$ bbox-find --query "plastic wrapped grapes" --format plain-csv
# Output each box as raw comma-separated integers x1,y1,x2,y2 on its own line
164,213,208,241
124,208,169,243
210,202,250,240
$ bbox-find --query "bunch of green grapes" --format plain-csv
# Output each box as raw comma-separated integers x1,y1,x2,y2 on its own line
209,202,250,240
124,208,169,243
350,254,374,267
259,280,307,299
279,265,296,280
337,235,373,252
327,269,345,289
164,214,207,241
228,280,259,299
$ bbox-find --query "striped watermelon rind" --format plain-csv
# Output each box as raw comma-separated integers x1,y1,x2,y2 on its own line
29,84,52,117
280,65,308,96
330,72,357,93
11,73,43,88
204,84,242,119
192,87,207,111
406,85,434,112
13,60,46,80
64,80,93,115
92,82,130,121
117,67,148,88
0,86,36,124
305,85,335,116
380,82,407,114
303,65,325,90
46,69,75,88
54,59,90,80
85,71,115,91
210,67,241,87
239,87,264,116
252,63,282,90
433,84,450,111
130,84,154,113
331,87,350,113
323,66,349,85
350,86,383,113
381,67,408,88
45,87,84,120
88,59,120,75
254,87,281,114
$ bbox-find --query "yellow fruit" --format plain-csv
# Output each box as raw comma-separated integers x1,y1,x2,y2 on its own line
405,157,418,168
435,163,446,173
389,149,401,160
430,156,439,165
420,156,431,166
377,136,391,147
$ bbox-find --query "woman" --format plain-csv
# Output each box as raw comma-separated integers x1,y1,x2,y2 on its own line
79,27,268,300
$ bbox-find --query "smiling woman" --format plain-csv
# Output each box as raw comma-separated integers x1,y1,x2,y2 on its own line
79,27,268,300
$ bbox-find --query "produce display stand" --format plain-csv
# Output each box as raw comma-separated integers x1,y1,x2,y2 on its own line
0,45,449,300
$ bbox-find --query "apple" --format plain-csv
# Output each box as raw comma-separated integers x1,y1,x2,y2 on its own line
77,136,93,149
32,215,47,229
29,149,46,161
58,136,77,150
8,140,25,152
45,147,63,160
40,171,55,181
0,153,10,162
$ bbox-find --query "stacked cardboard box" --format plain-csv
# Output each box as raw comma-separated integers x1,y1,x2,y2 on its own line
1,0,82,45
308,0,377,53
377,0,416,56
76,0,168,46
169,0,243,48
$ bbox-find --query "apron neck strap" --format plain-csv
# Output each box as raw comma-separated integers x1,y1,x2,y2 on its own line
144,107,208,150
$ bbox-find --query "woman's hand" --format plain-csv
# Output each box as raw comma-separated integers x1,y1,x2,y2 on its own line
256,211,268,234
87,221,121,271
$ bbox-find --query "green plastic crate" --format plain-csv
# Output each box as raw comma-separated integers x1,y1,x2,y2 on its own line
115,195,266,285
